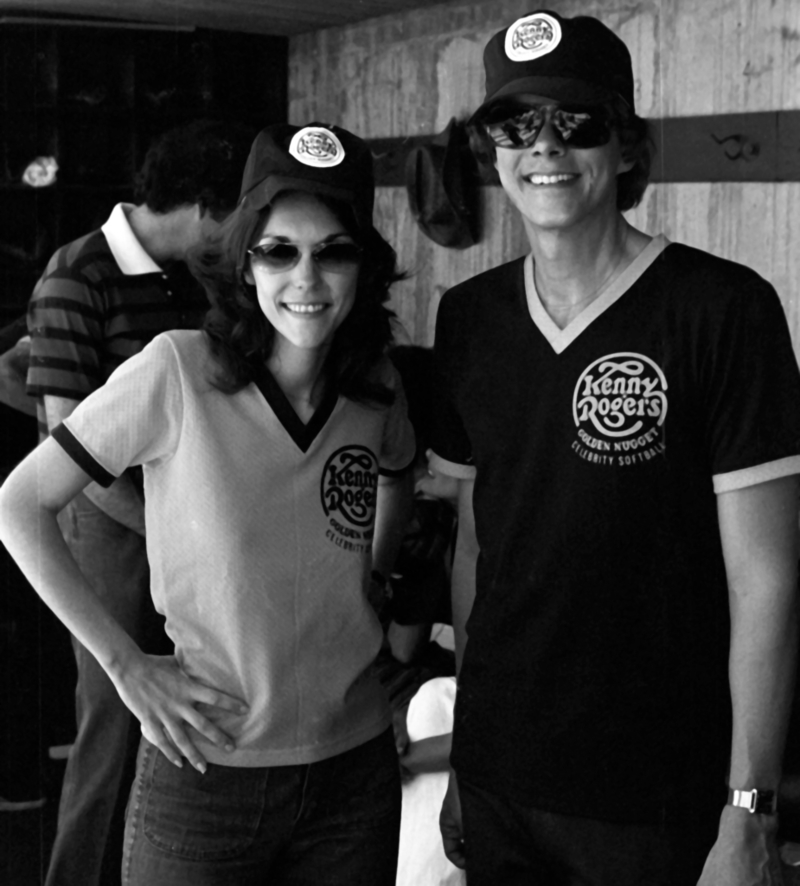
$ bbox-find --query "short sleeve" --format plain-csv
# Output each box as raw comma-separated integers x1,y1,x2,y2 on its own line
430,290,477,480
703,281,800,491
378,361,416,476
55,333,185,486
26,254,105,402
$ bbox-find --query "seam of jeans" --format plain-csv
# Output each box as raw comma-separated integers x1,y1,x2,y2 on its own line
293,762,312,827
122,740,151,886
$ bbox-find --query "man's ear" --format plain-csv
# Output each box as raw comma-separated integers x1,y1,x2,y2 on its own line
617,139,635,175
618,152,635,175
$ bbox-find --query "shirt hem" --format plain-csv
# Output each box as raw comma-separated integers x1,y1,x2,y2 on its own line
196,711,392,768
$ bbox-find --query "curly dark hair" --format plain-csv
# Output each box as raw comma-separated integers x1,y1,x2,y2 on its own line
193,193,404,406
468,98,654,212
134,120,256,217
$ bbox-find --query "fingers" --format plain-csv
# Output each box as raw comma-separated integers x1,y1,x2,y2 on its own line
124,658,251,772
392,701,410,750
192,684,249,716
399,763,415,785
161,719,211,774
182,706,238,755
140,709,210,773
440,772,467,870
440,822,467,870
140,721,183,770
156,686,248,770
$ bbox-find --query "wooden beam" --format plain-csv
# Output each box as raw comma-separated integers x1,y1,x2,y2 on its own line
369,111,800,187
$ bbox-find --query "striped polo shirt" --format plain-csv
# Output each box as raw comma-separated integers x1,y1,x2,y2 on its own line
27,203,208,436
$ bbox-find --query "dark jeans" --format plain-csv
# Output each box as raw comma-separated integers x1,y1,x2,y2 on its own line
459,776,720,886
123,729,401,886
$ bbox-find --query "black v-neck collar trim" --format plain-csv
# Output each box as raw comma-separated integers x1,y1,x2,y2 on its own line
251,364,339,453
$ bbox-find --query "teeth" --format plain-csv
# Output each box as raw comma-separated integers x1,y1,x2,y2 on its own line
284,303,326,314
526,174,575,185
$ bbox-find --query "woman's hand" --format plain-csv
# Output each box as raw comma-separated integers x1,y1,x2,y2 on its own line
111,653,249,772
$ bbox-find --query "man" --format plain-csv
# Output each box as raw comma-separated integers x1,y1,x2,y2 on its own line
26,119,253,886
432,10,800,885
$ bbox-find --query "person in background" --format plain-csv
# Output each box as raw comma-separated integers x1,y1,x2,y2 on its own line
0,121,414,885
433,9,800,885
0,316,36,417
372,346,457,758
23,119,254,886
0,314,43,812
387,345,457,665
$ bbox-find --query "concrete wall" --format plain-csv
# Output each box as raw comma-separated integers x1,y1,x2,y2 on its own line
289,0,800,347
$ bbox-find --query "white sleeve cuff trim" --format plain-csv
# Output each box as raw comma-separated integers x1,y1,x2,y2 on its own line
713,455,800,493
429,451,477,480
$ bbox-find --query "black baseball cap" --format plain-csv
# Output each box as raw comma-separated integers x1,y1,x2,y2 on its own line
238,123,375,231
471,10,635,122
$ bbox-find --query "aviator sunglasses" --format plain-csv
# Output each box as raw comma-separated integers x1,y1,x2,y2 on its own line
484,103,612,150
247,241,363,273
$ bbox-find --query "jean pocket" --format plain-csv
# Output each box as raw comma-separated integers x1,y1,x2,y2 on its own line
143,753,269,861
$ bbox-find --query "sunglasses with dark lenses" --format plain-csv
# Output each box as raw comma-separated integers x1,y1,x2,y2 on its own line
484,104,612,150
247,241,363,273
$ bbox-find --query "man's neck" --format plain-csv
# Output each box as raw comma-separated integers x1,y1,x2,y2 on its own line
526,215,651,329
127,203,200,265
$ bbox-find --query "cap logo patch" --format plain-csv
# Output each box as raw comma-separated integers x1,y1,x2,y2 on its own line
289,126,345,168
505,12,562,62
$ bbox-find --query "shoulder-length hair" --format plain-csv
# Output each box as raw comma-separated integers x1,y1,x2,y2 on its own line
468,97,654,212
193,193,404,407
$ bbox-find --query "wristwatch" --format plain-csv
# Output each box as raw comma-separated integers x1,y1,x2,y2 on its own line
727,787,777,815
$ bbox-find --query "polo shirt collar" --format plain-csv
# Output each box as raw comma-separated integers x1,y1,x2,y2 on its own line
101,203,163,276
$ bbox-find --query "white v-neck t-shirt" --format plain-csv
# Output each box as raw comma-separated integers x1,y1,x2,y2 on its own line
54,329,416,767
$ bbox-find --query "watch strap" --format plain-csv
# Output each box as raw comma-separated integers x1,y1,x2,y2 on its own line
727,787,777,815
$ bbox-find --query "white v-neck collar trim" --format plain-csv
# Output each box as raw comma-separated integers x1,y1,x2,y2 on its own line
524,234,670,354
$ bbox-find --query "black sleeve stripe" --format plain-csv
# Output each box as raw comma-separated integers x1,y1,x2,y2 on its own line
51,424,117,488
30,328,100,347
27,385,95,400
31,297,103,322
29,356,104,380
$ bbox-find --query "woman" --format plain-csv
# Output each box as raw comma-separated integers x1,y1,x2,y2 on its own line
0,123,415,885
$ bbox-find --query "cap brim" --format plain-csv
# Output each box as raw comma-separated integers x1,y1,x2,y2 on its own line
240,174,373,231
470,76,615,123
241,175,354,211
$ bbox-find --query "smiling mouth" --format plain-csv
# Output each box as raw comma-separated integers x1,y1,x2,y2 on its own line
282,303,328,314
524,173,578,185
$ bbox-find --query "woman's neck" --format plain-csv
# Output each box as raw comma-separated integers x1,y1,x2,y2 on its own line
267,340,331,423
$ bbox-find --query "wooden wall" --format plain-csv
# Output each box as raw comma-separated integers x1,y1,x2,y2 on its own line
289,0,800,349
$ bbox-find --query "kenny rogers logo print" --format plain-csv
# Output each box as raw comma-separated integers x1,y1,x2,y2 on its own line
321,446,378,553
572,353,668,466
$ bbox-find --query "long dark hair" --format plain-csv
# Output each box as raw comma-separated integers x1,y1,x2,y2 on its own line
193,192,404,406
